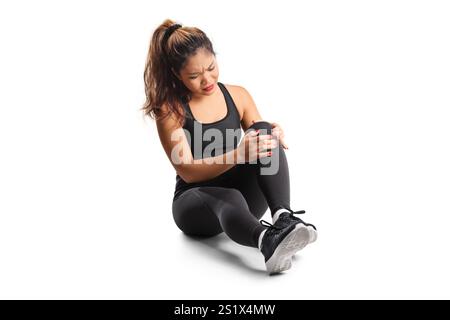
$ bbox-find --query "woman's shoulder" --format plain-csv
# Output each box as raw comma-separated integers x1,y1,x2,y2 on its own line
221,82,246,95
155,103,183,132
220,83,254,120
221,82,254,101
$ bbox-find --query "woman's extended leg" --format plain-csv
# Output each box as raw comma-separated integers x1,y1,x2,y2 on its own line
172,186,266,248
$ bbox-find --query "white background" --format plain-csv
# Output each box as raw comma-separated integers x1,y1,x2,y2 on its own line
1,0,449,299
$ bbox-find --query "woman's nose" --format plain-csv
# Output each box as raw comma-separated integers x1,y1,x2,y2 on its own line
202,77,213,85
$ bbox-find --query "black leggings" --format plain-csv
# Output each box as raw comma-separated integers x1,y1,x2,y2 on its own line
172,121,291,248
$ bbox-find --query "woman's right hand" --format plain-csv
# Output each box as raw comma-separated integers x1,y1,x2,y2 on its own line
235,129,278,164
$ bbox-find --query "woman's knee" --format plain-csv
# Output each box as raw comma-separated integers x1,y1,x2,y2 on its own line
247,120,272,133
173,210,222,237
172,193,223,237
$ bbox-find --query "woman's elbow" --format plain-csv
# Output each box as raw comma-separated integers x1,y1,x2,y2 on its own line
176,168,196,184
181,175,194,184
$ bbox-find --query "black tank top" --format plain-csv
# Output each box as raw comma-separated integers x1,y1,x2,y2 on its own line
174,82,242,199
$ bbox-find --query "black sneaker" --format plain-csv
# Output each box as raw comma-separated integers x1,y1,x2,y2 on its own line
259,219,311,275
273,208,318,244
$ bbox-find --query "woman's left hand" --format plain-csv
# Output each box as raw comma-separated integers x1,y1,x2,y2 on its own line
270,122,288,150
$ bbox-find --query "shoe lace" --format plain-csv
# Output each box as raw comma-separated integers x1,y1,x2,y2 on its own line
287,208,306,215
260,219,283,230
286,208,317,230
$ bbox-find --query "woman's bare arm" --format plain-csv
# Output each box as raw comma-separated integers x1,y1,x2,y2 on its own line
156,106,238,184
237,86,264,132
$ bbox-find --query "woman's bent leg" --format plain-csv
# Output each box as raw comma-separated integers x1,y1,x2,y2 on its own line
227,121,291,217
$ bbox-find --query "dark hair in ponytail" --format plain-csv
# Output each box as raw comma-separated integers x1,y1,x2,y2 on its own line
142,19,216,127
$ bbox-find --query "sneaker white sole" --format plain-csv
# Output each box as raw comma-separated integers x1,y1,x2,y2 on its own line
265,224,311,275
307,226,318,244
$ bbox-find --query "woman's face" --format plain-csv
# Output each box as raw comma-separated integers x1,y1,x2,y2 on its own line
174,48,219,98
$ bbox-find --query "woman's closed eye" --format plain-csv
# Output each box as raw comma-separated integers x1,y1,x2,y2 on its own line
189,67,215,79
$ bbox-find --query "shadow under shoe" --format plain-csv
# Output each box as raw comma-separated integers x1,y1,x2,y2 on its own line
274,209,318,244
259,219,310,275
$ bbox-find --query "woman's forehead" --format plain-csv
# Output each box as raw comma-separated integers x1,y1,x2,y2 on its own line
183,50,215,71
